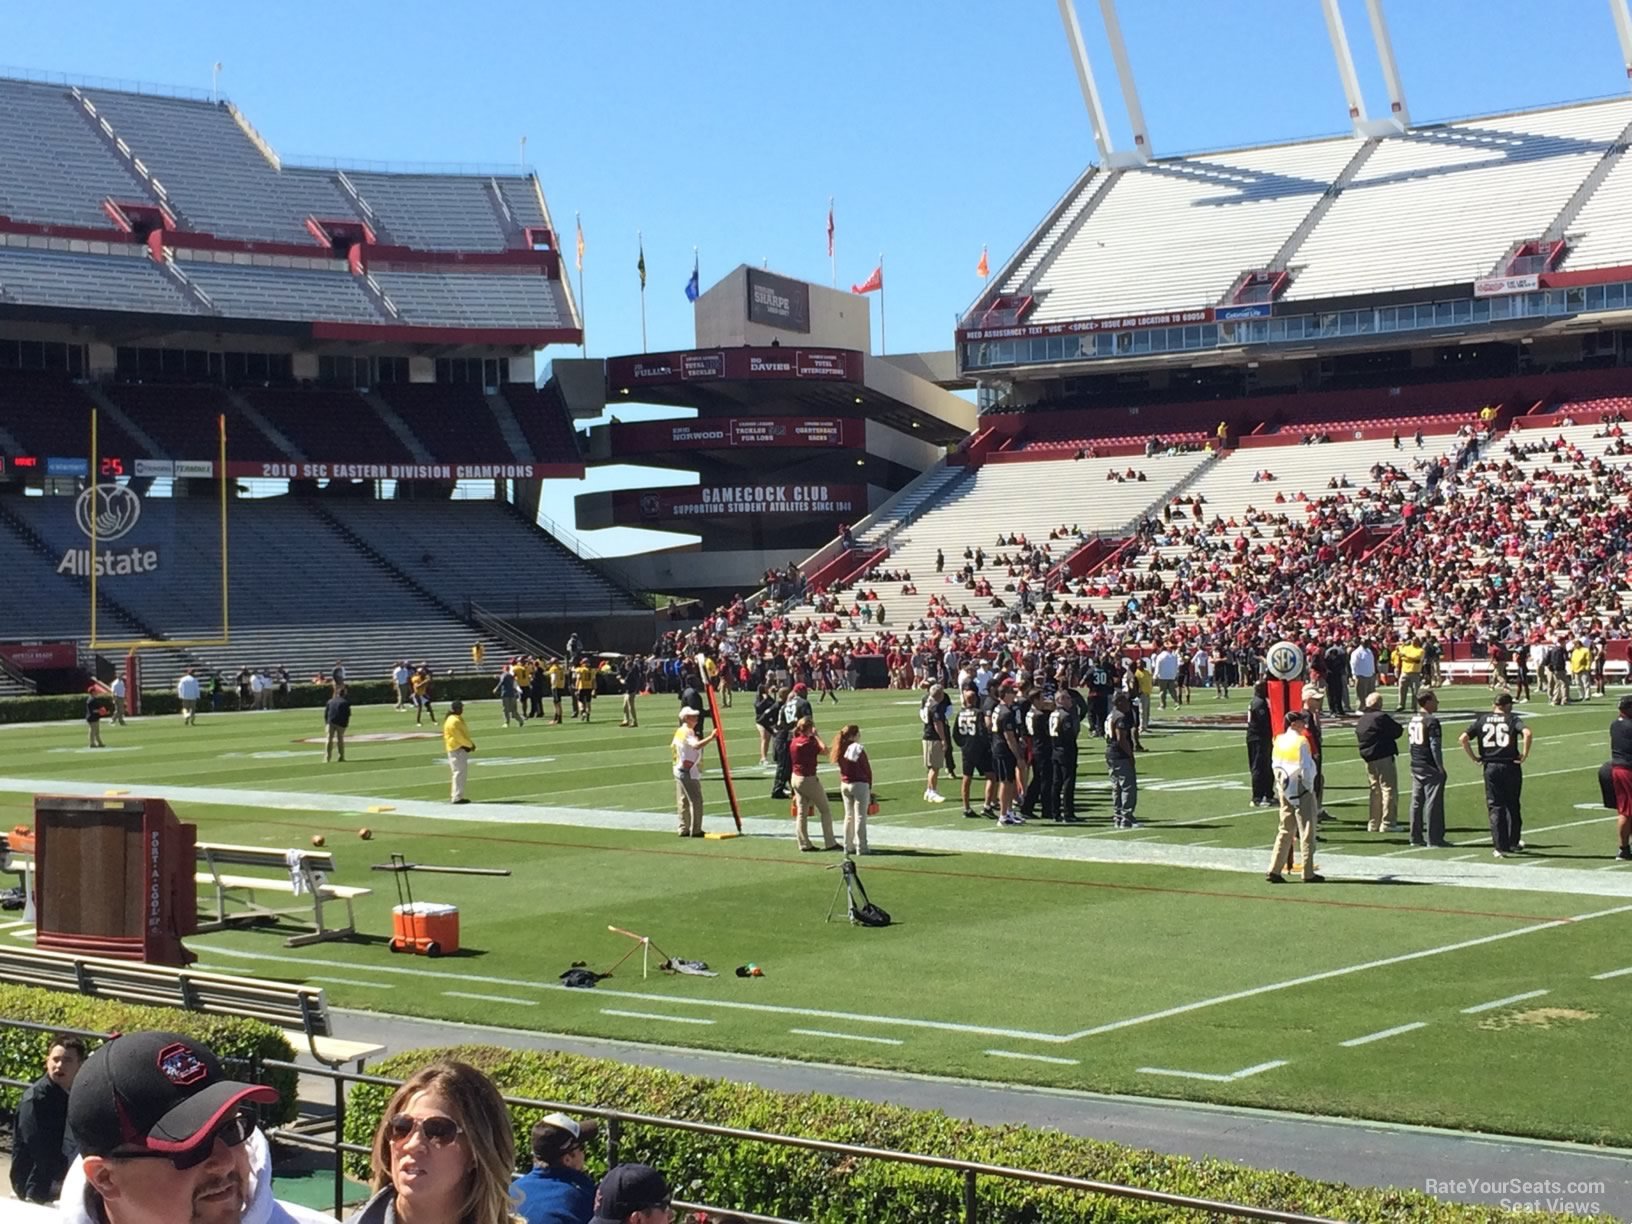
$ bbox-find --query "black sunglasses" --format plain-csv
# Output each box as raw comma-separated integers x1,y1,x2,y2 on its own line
110,1111,254,1170
387,1113,463,1147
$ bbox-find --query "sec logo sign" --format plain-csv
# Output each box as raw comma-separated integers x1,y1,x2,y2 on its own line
1266,641,1305,681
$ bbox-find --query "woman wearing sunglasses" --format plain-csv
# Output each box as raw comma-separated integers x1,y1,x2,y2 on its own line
349,1059,523,1224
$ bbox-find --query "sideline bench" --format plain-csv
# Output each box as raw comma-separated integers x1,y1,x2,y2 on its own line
0,943,384,1069
196,841,371,948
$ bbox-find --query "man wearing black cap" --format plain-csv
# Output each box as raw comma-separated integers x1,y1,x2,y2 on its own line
591,1162,672,1224
1461,691,1532,857
59,1029,328,1224
770,683,811,801
514,1111,600,1224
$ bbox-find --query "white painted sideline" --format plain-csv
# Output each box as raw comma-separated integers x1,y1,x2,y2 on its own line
4,774,1631,899
985,1050,1079,1066
1460,990,1547,1014
445,990,535,1007
1338,1022,1427,1048
603,1009,715,1026
791,1028,904,1046
1138,1060,1288,1083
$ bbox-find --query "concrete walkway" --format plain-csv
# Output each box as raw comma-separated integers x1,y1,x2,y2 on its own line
328,1008,1632,1219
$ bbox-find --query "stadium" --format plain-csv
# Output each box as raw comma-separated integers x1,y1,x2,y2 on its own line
4,4,1632,1221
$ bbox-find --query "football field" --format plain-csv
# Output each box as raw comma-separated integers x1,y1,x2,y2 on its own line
3,686,1629,1146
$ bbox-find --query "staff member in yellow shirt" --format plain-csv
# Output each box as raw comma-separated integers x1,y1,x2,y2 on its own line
546,658,568,724
572,657,596,722
1569,640,1593,703
443,699,475,804
1394,636,1426,711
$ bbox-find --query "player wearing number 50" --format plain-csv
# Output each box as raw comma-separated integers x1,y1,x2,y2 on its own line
672,707,716,837
1459,692,1531,857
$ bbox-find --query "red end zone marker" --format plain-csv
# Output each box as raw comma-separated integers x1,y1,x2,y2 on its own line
698,653,743,831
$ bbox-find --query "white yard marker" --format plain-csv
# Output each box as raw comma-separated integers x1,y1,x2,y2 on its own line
1339,1022,1428,1047
602,1009,715,1026
444,991,536,1007
985,1050,1080,1066
1591,966,1632,980
1138,1059,1287,1083
790,1028,904,1046
1461,990,1547,1014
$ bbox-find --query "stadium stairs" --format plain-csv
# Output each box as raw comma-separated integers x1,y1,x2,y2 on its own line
300,499,471,623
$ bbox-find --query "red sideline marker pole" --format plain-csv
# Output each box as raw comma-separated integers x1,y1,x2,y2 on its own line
697,655,743,830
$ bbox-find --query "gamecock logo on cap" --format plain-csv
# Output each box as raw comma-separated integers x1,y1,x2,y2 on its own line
74,483,142,543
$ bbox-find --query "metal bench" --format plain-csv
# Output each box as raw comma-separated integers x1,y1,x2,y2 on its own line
0,943,384,1069
196,841,371,947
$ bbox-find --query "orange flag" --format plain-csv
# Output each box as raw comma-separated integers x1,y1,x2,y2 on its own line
976,246,989,278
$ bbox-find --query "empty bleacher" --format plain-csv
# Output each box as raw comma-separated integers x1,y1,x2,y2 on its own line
78,89,347,244
98,383,237,459
371,268,568,328
1023,135,1361,321
237,387,415,463
318,498,640,617
0,80,150,229
0,246,199,316
499,384,583,462
1560,149,1632,271
343,173,516,252
374,384,511,462
0,372,141,458
176,258,381,324
1287,99,1632,301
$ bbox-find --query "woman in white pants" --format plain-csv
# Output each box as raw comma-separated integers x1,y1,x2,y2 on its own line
832,724,872,855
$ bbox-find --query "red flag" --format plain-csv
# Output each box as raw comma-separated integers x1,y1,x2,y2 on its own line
976,246,989,278
826,201,835,258
851,264,882,294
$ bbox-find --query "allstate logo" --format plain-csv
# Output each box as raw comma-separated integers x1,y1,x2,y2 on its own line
74,483,142,542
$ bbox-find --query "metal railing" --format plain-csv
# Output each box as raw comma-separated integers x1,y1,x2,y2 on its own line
0,1016,1341,1224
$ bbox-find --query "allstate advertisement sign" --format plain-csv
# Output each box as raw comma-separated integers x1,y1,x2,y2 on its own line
56,484,160,577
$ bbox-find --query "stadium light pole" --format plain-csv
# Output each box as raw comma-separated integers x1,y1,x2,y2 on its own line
1612,0,1632,85
1055,0,1114,163
1319,0,1369,133
211,61,222,103
1097,0,1151,159
1363,0,1411,127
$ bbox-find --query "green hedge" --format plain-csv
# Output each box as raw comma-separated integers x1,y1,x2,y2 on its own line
342,1046,1586,1224
0,676,498,724
0,984,299,1125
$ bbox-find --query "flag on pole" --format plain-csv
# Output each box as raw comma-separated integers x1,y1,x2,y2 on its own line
684,250,700,302
637,237,646,290
575,215,584,272
851,264,883,295
826,200,835,258
976,245,989,278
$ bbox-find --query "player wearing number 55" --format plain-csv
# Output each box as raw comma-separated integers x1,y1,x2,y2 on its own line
1459,692,1531,858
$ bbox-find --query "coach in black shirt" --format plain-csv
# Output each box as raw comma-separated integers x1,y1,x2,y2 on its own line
1354,693,1403,833
1245,680,1274,807
1460,692,1531,857
1407,690,1448,846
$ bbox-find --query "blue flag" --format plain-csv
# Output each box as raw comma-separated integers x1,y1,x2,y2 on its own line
684,257,700,303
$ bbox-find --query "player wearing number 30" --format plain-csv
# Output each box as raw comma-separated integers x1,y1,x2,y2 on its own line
1459,692,1531,858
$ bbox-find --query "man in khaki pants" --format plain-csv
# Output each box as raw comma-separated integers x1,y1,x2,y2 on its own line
1354,692,1403,832
671,707,716,837
1268,711,1324,883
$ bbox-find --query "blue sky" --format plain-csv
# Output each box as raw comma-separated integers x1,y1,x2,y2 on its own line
7,1,1630,552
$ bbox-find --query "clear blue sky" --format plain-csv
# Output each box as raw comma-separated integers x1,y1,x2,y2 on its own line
7,1,1629,552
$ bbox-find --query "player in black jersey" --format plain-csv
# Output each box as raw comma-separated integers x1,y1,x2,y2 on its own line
1049,683,1083,823
1406,690,1448,847
1085,658,1112,739
1020,692,1055,822
989,684,1025,825
1459,692,1531,856
953,689,995,818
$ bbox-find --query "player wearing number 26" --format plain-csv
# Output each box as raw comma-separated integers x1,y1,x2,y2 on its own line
1459,692,1532,858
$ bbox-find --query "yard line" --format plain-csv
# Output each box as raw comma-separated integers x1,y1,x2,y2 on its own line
1461,989,1548,1014
1339,1021,1428,1047
1184,839,1222,847
1139,1059,1287,1083
1450,853,1478,861
790,1028,904,1046
1058,903,1632,1044
985,1050,1079,1066
602,1009,715,1026
444,991,536,1007
1591,966,1632,980
1453,814,1611,847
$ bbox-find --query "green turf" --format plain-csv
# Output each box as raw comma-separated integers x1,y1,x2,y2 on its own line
4,688,1630,1145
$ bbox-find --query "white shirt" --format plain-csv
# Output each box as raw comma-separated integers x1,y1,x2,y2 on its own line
1152,650,1179,681
973,667,992,695
672,726,705,780
1349,646,1375,678
112,677,126,698
176,674,200,701
1189,650,1210,677
393,665,410,685
251,673,265,693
